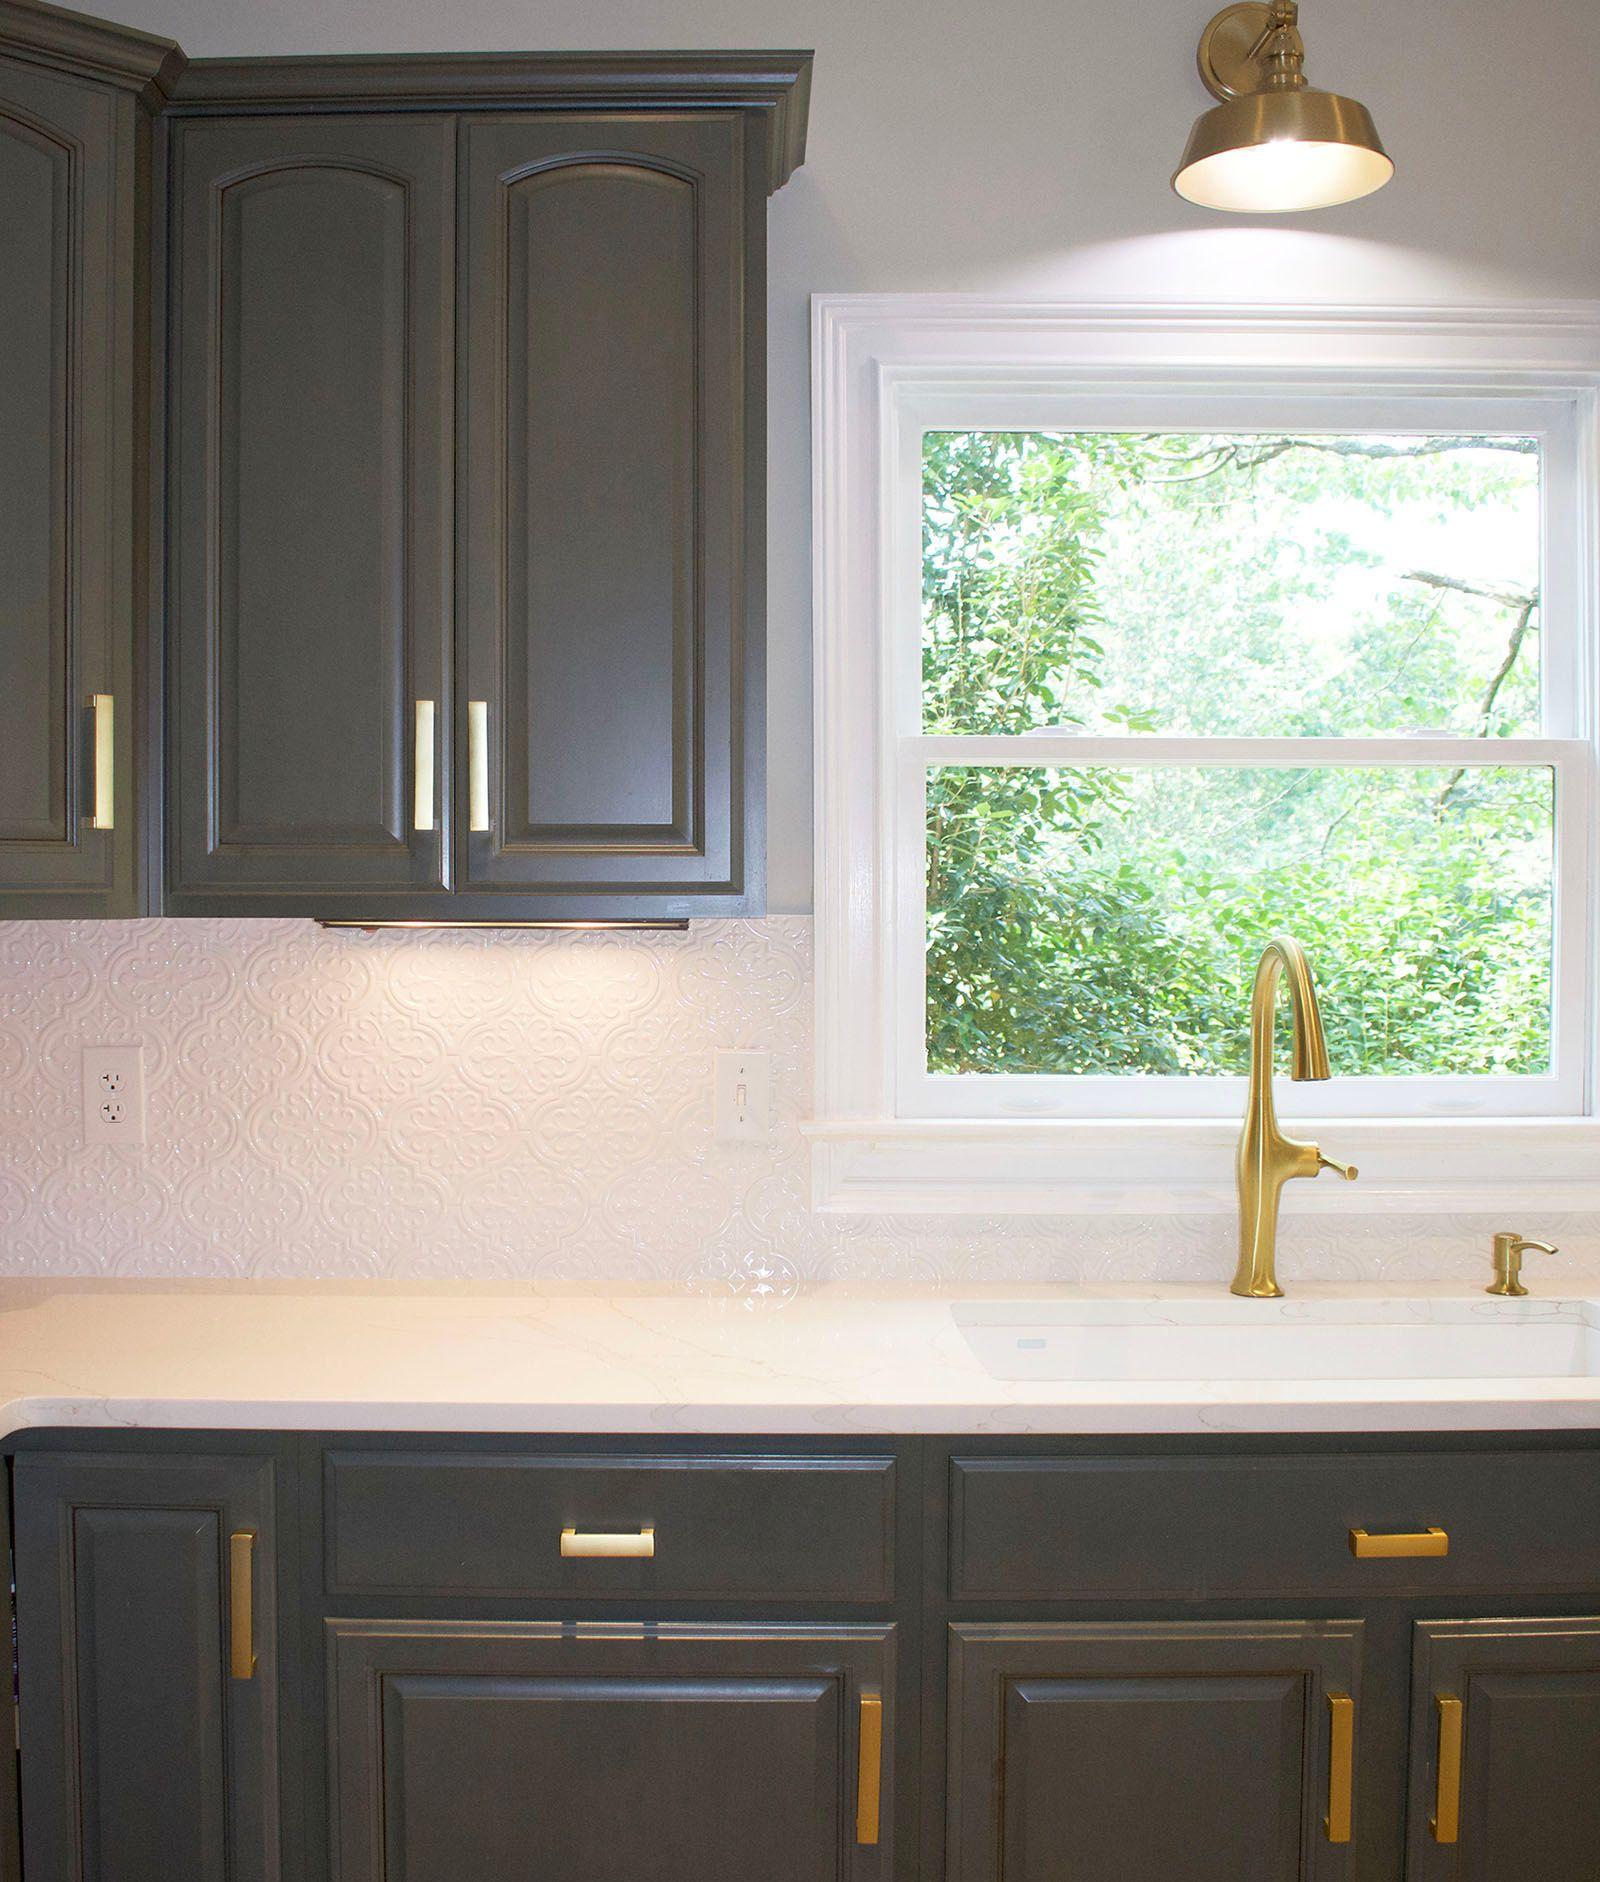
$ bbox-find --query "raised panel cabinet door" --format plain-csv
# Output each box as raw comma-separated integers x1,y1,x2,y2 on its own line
458,111,763,917
0,57,139,913
1406,1618,1600,1882
11,1453,278,1882
948,1621,1364,1882
168,114,453,912
329,1620,892,1882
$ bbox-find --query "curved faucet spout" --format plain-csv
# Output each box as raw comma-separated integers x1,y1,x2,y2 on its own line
1232,936,1355,1299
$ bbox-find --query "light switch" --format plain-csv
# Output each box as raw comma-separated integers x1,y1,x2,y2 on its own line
714,1050,770,1143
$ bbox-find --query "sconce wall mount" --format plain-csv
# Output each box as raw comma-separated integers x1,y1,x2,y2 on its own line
1174,0,1393,214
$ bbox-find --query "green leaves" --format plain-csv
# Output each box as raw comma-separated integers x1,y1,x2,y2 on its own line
921,430,1552,1082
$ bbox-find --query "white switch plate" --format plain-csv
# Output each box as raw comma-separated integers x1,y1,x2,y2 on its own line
82,1044,146,1146
713,1049,770,1143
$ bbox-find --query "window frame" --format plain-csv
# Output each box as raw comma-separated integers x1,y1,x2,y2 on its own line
809,298,1600,1216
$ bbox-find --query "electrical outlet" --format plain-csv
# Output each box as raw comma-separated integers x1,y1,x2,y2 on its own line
82,1045,146,1147
713,1050,770,1143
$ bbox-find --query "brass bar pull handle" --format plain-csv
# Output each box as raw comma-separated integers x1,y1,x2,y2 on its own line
1324,1691,1354,1842
229,1530,256,1680
90,693,114,831
413,700,436,832
467,699,490,832
1348,1526,1448,1558
1432,1693,1463,1843
559,1527,655,1559
856,1691,883,1846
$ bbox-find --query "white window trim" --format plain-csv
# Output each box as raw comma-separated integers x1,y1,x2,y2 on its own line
808,296,1600,1216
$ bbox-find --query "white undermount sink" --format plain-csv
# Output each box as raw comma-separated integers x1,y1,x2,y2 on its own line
952,1296,1600,1383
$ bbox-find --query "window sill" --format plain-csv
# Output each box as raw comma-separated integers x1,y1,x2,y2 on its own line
802,1117,1600,1216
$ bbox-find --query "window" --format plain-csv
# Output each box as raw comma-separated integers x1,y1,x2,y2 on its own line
811,302,1600,1214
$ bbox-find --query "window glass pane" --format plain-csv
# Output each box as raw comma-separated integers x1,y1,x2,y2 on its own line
922,431,1542,737
925,765,1553,1077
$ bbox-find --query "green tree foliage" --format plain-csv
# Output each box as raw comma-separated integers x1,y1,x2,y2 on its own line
923,430,1551,1079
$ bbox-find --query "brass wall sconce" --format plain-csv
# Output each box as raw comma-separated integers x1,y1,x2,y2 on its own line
1174,0,1393,213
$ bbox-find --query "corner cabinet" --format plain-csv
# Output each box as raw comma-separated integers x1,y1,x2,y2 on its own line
11,1451,278,1882
162,60,804,922
0,3,181,915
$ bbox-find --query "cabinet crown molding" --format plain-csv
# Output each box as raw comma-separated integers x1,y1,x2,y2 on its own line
0,0,183,103
169,48,814,191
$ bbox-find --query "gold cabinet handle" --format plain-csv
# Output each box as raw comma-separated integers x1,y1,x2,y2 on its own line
467,699,490,832
1348,1526,1448,1558
229,1530,256,1680
89,693,114,831
559,1527,655,1559
413,699,436,832
1324,1691,1354,1842
856,1691,883,1845
1431,1693,1463,1843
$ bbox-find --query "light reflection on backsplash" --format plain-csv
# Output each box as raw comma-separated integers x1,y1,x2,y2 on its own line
0,916,1596,1292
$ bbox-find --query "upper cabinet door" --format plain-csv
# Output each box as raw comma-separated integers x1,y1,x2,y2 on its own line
167,115,453,913
458,113,762,918
0,58,140,914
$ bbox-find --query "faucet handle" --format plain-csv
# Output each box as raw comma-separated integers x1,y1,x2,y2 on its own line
1317,1153,1359,1182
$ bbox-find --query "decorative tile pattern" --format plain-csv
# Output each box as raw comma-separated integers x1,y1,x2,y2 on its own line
0,917,1596,1290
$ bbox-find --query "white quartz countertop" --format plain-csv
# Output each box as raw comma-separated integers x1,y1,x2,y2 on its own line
3,1280,1600,1436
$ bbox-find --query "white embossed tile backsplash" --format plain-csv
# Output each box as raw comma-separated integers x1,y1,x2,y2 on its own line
1,916,1597,1290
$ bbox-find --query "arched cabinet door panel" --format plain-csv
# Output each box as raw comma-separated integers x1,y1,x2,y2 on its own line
167,116,453,910
458,112,763,917
0,58,139,912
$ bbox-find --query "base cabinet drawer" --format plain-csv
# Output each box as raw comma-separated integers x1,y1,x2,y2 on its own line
328,1619,894,1882
947,1620,1363,1882
1407,1618,1600,1882
951,1452,1600,1601
326,1450,896,1600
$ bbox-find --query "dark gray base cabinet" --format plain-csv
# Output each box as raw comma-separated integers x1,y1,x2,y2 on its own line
11,1451,277,1882
330,1620,892,1882
949,1621,1363,1882
10,1432,1600,1882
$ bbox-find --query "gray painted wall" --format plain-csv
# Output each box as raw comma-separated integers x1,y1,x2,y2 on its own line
128,0,1600,910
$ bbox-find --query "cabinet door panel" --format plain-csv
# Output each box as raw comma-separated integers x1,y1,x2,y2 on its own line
1407,1619,1600,1882
459,113,757,913
12,1454,277,1882
949,1621,1362,1882
329,1620,891,1882
169,115,452,906
0,59,135,909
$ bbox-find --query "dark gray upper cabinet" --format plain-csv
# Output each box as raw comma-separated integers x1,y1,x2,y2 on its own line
165,114,454,912
0,3,181,916
160,59,804,922
457,112,758,916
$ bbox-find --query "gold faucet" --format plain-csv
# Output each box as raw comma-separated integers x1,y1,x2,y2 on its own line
1232,937,1357,1298
1487,1231,1558,1297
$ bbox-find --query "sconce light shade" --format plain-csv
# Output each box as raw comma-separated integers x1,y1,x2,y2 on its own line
1173,1,1393,214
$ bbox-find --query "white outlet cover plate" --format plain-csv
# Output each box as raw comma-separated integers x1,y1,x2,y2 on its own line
82,1044,146,1147
713,1049,770,1142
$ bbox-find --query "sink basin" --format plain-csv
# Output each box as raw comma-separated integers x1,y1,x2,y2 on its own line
952,1296,1600,1383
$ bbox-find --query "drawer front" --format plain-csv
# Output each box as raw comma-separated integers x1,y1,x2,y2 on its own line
327,1451,896,1601
951,1451,1600,1602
